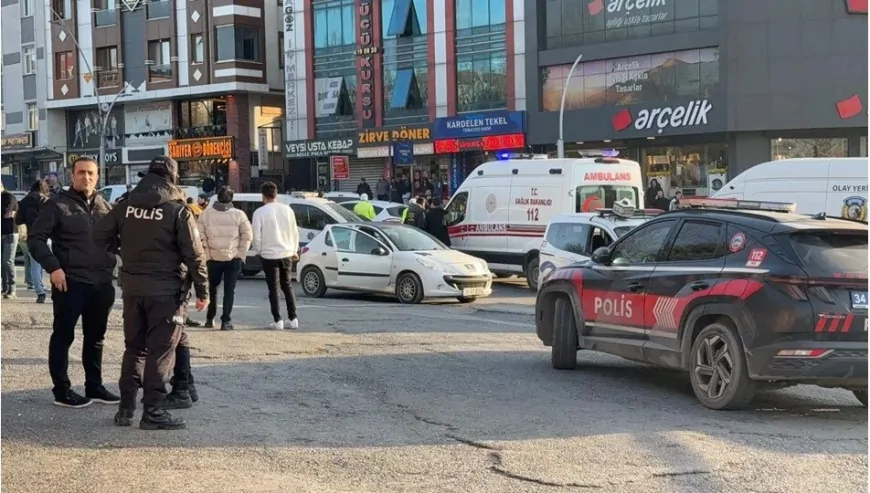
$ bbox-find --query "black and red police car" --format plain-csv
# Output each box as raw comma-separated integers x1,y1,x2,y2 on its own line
535,198,868,410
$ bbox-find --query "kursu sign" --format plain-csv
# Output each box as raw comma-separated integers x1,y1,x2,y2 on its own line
169,137,235,161
356,0,377,129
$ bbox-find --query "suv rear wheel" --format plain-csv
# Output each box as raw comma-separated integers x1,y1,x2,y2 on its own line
525,254,539,291
688,320,755,410
551,297,578,370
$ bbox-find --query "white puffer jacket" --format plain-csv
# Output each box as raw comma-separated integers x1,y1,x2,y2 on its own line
196,202,253,262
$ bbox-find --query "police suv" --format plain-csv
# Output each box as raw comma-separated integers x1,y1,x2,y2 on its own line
535,198,868,410
538,200,663,288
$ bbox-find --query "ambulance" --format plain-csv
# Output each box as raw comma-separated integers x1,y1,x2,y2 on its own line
443,157,644,290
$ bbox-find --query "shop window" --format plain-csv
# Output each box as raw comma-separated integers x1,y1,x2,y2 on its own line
455,0,505,30
771,138,848,160
541,48,719,112
641,143,728,201
545,0,718,49
313,0,355,49
457,53,507,112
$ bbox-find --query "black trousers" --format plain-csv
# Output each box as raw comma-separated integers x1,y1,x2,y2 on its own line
49,281,115,396
119,294,184,409
206,259,241,323
261,257,297,322
171,329,194,390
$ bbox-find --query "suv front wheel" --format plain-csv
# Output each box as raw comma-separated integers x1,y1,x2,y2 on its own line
688,320,755,410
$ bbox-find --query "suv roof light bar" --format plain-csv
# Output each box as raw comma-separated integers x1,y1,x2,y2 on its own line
594,208,665,219
678,197,797,213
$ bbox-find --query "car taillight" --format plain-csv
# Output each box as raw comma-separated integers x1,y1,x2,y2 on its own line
775,349,831,358
300,247,309,255
769,276,808,301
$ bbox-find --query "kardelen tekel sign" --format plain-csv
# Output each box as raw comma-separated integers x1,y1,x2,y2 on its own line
433,110,526,139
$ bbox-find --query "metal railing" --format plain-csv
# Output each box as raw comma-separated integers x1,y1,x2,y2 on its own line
146,0,170,19
97,70,120,88
93,8,117,27
148,64,172,82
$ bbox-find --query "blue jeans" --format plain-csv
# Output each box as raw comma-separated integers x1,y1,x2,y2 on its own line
1,234,19,292
19,241,33,287
27,250,44,295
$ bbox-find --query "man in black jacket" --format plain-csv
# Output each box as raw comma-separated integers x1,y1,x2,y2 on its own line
423,198,451,246
16,179,50,303
28,159,119,408
93,155,208,430
1,184,19,299
403,197,427,229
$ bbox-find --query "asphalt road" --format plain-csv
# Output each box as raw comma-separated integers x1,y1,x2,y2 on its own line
1,270,867,493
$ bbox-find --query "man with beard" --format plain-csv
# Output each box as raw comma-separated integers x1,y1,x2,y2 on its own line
93,156,208,430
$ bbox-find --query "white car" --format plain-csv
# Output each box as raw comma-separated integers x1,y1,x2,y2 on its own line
297,223,493,304
322,191,361,203
208,193,363,276
538,207,662,287
338,200,407,223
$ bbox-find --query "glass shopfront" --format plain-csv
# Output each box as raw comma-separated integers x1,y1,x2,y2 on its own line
771,138,849,160
641,143,727,201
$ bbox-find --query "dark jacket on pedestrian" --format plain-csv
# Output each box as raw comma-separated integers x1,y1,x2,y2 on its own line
15,190,48,229
389,180,402,203
403,202,427,229
27,187,116,285
356,181,373,198
93,172,209,300
424,207,450,246
1,190,18,235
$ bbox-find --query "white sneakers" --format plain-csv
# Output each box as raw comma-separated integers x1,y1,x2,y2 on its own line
269,319,299,330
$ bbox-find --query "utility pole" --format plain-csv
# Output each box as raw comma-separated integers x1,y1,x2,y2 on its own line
48,6,132,187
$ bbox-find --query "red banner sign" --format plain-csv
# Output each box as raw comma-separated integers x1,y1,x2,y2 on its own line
330,155,350,180
434,133,526,154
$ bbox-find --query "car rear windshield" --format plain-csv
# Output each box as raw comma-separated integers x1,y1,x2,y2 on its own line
326,203,364,223
386,205,406,217
789,232,868,277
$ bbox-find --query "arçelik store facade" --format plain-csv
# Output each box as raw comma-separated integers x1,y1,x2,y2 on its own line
524,0,868,200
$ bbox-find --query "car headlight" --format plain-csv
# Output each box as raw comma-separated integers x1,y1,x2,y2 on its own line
478,259,490,273
416,257,448,272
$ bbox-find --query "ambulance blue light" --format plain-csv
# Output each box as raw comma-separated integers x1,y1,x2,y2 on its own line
497,152,511,160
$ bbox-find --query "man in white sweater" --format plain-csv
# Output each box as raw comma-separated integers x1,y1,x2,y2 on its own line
251,181,300,330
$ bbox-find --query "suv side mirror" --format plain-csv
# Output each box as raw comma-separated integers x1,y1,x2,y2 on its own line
371,246,388,256
591,246,612,264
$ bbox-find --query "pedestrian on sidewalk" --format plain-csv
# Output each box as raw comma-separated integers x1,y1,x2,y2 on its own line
197,185,252,331
251,181,300,330
27,158,119,408
92,155,209,430
15,179,50,303
1,184,19,299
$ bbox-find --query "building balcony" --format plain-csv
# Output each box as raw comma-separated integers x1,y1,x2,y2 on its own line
173,125,227,139
93,9,117,27
146,0,170,19
97,70,120,88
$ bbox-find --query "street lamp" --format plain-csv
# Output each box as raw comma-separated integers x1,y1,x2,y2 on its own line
557,53,583,159
49,6,133,187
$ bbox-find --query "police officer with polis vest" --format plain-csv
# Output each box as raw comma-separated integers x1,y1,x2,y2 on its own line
93,156,209,430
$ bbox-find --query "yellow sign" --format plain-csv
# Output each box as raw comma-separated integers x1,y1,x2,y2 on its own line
357,125,432,146
168,137,235,161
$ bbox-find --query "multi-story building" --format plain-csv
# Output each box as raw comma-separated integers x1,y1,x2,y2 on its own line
282,0,531,192
1,0,66,190
524,0,868,199
2,0,287,192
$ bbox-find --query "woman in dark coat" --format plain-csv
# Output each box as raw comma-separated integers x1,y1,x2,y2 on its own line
15,179,49,302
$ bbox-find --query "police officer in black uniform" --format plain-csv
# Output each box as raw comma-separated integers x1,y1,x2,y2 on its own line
93,156,208,430
112,182,200,410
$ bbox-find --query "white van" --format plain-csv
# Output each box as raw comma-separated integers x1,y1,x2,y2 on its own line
208,193,362,276
443,157,645,289
712,158,868,219
99,184,201,204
